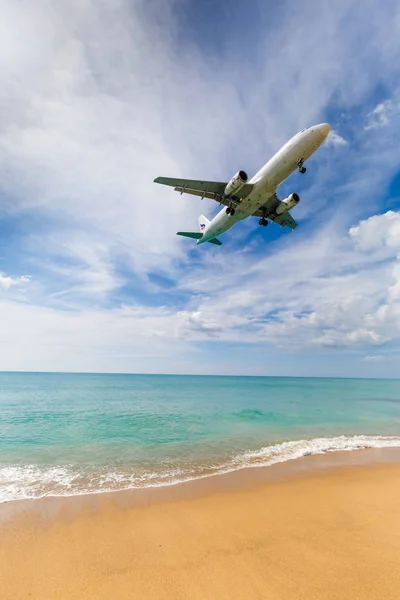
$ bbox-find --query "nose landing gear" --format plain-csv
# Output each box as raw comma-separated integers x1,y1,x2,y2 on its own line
297,159,306,174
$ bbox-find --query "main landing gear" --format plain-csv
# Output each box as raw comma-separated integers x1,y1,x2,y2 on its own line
259,208,268,226
297,158,306,174
226,206,236,216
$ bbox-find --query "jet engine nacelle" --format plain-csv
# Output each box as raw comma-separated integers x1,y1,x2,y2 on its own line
276,193,300,215
224,170,248,198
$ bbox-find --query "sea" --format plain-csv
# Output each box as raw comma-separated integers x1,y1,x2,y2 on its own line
1,372,400,503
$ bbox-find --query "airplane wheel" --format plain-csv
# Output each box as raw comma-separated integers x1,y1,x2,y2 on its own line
226,207,231,215
263,219,268,226
230,208,236,216
300,167,306,174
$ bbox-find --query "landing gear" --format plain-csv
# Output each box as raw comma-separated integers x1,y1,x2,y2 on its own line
259,207,268,227
226,206,236,216
297,159,306,174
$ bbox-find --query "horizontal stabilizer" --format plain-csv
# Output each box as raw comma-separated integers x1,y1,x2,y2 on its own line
176,232,223,246
177,231,202,240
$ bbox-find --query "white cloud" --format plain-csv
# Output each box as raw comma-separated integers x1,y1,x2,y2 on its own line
0,273,30,291
168,210,400,352
1,0,400,373
365,99,399,130
325,129,348,146
0,0,241,277
389,272,400,302
349,211,400,251
1,208,400,373
0,299,187,373
31,231,123,297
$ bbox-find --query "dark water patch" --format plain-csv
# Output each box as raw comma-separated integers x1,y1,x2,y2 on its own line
233,409,279,421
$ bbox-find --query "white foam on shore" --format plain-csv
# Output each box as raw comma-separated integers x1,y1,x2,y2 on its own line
234,435,400,467
2,435,400,503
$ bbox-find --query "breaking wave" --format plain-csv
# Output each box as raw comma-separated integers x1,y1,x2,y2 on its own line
1,435,400,503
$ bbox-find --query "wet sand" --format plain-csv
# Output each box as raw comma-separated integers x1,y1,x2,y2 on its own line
1,456,400,599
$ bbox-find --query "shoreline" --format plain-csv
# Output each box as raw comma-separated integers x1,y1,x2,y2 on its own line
3,435,400,508
1,453,400,599
2,445,400,522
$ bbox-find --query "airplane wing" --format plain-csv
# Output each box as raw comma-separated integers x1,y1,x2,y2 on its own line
155,177,297,229
253,193,298,230
274,212,297,230
154,177,254,205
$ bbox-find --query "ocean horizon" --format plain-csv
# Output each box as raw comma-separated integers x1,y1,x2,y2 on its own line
1,372,400,503
2,371,400,379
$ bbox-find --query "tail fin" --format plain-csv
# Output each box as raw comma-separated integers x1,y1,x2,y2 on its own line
198,214,210,234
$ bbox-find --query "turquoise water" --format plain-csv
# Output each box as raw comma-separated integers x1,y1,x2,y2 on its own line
1,373,400,502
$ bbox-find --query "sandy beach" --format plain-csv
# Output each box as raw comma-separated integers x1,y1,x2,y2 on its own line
1,458,400,599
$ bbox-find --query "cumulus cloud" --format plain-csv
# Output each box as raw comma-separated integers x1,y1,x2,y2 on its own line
1,0,400,373
349,211,400,251
0,273,30,291
170,209,400,352
261,214,400,349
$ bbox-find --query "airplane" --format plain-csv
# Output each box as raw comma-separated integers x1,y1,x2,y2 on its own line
154,123,330,246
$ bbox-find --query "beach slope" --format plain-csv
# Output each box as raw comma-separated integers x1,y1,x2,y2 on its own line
1,463,400,599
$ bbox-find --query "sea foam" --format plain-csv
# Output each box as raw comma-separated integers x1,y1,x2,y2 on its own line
1,435,400,503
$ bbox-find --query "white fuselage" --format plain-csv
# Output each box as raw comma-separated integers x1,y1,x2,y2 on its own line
198,123,330,243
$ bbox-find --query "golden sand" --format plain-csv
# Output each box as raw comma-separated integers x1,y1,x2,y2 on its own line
1,462,400,599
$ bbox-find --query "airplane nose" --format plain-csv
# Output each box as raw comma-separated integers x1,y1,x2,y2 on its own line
318,123,330,139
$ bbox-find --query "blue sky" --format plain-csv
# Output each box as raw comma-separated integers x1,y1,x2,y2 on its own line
1,0,400,376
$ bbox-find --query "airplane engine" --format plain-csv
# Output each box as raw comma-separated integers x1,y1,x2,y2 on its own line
224,170,248,197
276,193,300,215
